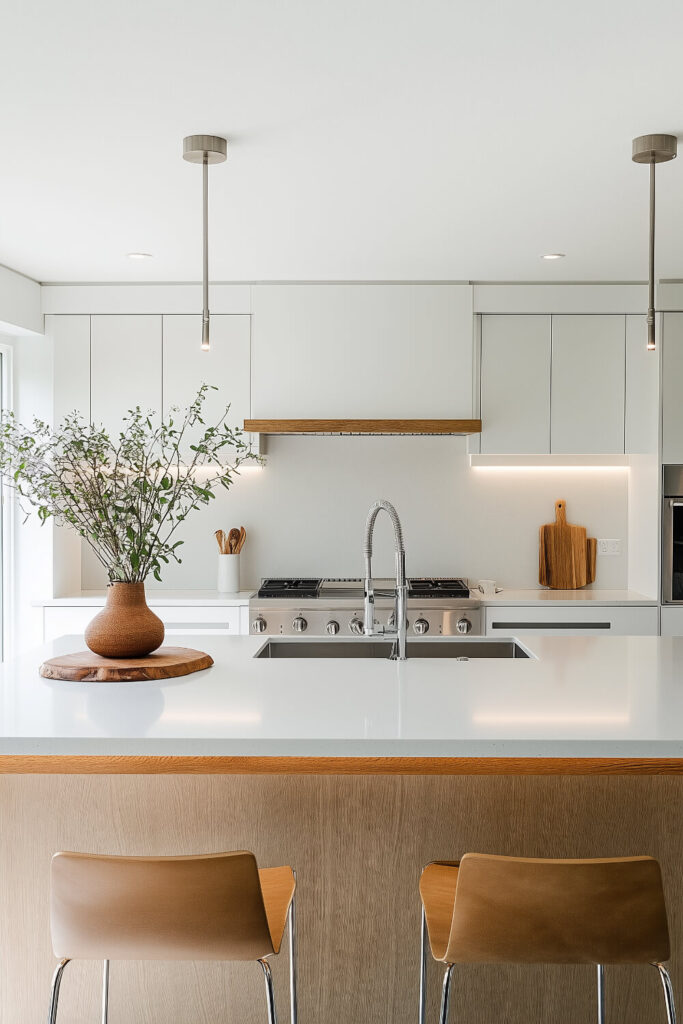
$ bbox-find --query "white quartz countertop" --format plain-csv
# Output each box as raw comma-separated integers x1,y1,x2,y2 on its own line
33,589,655,608
34,590,253,607
1,633,682,758
479,589,657,606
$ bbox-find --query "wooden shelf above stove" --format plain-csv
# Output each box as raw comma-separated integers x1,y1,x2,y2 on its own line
244,419,482,436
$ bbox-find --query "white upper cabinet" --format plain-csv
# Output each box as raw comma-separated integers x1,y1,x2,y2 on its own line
162,314,251,446
662,312,683,464
550,315,625,454
47,314,90,424
251,284,473,418
480,315,551,453
90,315,162,435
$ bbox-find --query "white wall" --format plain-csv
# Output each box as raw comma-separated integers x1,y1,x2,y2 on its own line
5,333,54,653
0,263,42,335
81,436,630,592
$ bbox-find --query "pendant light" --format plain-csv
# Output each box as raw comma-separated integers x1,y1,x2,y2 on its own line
632,134,677,351
182,134,228,351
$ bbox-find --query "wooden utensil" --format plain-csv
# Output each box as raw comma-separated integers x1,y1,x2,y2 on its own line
215,529,226,554
227,528,241,554
539,500,597,589
236,526,246,553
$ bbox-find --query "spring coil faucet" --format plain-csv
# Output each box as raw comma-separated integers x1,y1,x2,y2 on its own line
363,500,408,660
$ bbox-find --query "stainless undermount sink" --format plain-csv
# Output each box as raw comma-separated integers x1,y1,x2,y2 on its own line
254,639,530,660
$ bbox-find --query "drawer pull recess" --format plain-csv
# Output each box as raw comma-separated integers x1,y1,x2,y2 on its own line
490,621,611,630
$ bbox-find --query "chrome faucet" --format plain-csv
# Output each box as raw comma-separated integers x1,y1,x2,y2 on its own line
363,499,408,660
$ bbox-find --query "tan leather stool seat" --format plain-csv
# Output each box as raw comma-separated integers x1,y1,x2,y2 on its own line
419,853,676,1024
420,853,670,965
51,850,295,961
47,850,298,1024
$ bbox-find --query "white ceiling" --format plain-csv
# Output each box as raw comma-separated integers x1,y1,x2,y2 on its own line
2,0,683,283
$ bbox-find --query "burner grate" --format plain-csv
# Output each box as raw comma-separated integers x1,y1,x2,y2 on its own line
257,578,322,599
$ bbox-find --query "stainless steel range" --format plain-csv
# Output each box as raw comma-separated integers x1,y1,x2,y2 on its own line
248,577,482,636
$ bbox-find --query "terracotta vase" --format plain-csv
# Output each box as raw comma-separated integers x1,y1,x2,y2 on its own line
84,582,165,659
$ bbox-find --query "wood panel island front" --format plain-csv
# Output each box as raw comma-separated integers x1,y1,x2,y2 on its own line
1,633,682,1024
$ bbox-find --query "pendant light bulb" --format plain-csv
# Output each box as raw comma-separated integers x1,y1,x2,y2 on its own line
632,133,678,352
182,134,228,352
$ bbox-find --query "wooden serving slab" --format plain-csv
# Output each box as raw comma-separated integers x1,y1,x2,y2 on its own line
39,646,214,683
539,500,597,590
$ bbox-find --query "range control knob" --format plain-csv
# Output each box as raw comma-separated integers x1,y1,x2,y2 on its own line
326,620,340,636
349,616,364,635
292,616,308,633
413,617,430,635
456,617,473,635
252,616,267,634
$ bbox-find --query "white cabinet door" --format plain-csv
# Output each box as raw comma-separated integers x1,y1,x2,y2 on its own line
625,314,659,454
480,315,550,453
162,314,251,446
90,315,162,434
662,313,683,463
251,284,473,418
485,604,658,636
550,315,625,454
660,607,683,636
48,314,91,424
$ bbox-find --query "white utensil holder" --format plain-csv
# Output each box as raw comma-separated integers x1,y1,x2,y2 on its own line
217,554,240,593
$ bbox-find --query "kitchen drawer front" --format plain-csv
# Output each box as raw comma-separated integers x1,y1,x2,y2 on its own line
485,605,658,637
43,605,243,642
660,607,683,636
151,606,241,635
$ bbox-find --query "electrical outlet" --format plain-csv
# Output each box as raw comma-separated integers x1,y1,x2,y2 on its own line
597,539,621,556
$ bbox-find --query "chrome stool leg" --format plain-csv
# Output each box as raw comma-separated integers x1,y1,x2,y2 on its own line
654,963,677,1024
259,958,278,1024
419,907,428,1024
288,873,298,1024
101,960,110,1024
47,959,70,1024
597,964,605,1024
439,964,454,1024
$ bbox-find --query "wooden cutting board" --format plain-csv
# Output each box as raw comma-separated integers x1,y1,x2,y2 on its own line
39,647,214,682
539,500,597,590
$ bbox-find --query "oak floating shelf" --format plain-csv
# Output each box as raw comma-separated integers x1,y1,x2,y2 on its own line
244,419,482,436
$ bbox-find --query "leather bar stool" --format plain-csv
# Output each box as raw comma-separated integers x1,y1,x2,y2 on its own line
419,853,676,1024
47,850,297,1024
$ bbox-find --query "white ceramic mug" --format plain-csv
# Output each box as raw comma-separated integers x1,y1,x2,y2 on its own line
476,579,497,598
217,553,240,593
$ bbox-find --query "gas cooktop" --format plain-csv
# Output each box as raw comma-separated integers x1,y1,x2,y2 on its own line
256,577,470,600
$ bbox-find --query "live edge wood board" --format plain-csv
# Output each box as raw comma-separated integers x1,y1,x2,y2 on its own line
243,418,482,434
1,755,682,774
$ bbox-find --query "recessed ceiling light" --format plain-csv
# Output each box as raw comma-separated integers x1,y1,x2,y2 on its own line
541,253,566,260
127,252,154,260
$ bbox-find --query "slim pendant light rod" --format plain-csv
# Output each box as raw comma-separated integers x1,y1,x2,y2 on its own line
202,153,209,350
183,134,228,352
648,157,656,349
632,133,677,351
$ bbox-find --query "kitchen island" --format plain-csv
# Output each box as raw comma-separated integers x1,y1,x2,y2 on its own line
1,633,682,1024
0,632,682,769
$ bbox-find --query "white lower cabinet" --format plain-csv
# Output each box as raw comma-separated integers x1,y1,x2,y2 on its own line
43,605,244,643
659,607,683,637
485,605,658,637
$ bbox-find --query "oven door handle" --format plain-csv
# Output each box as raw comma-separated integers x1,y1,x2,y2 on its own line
671,500,683,507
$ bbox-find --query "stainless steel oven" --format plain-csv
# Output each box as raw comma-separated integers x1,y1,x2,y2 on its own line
662,465,683,603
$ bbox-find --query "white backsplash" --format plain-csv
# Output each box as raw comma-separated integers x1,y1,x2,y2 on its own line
81,435,629,592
